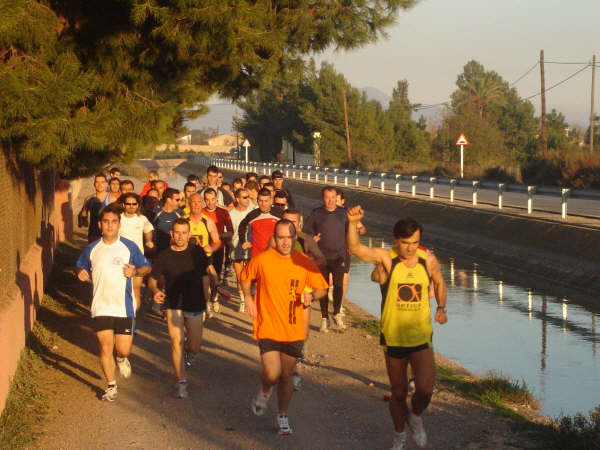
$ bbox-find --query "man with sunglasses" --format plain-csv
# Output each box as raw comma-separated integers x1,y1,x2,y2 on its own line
119,193,154,310
229,188,256,312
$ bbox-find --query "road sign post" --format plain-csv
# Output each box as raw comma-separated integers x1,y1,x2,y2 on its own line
456,134,469,178
242,139,250,163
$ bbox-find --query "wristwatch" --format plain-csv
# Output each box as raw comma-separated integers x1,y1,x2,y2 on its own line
437,306,446,312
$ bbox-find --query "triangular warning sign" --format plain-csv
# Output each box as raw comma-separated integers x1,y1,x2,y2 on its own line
456,134,469,146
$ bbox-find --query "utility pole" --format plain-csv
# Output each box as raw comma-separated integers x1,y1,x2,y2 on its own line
590,54,596,153
342,89,352,165
540,50,548,155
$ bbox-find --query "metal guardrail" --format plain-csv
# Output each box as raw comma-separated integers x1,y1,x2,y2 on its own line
190,156,600,222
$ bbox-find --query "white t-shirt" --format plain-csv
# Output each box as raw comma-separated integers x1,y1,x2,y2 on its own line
76,237,150,318
229,204,255,259
119,214,154,253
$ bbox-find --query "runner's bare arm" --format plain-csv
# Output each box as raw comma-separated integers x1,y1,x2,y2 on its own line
346,206,387,265
311,288,328,301
205,216,222,252
143,231,154,249
147,276,166,303
241,280,257,318
427,254,447,324
77,268,90,282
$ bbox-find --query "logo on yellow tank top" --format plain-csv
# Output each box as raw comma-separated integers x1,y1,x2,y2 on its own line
396,283,423,311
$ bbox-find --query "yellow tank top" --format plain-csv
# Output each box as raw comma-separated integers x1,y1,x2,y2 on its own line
380,247,432,347
189,215,210,249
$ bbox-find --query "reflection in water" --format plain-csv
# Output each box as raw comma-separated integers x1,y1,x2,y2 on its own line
450,259,455,287
473,264,479,292
528,290,533,319
498,281,504,304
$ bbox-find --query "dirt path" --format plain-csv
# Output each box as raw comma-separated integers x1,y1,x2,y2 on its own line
29,179,544,449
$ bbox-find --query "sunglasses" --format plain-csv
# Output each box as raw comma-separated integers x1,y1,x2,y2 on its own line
124,202,138,206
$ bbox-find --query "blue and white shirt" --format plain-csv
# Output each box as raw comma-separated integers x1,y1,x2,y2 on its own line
76,237,150,318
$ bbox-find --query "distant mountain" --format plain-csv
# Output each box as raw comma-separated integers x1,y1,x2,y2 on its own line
184,103,242,135
359,86,391,108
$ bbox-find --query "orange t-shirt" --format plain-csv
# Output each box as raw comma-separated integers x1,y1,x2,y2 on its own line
241,248,328,342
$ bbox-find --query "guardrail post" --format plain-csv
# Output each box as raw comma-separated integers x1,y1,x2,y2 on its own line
527,186,535,214
367,172,373,189
324,168,328,184
292,165,296,179
561,188,570,219
315,166,320,183
355,170,360,187
395,174,401,194
285,165,289,177
307,166,312,181
429,177,436,199
450,179,456,202
411,175,417,197
380,173,386,192
333,168,339,185
344,170,349,186
498,183,504,209
472,181,479,206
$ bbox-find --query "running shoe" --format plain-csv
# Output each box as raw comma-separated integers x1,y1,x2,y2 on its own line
116,357,131,379
176,380,189,399
408,412,427,447
251,388,271,416
390,430,407,450
320,318,329,333
238,301,245,313
333,313,346,330
292,373,302,391
275,414,293,435
101,385,118,402
184,350,197,367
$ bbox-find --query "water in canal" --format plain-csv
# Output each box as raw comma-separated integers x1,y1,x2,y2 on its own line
162,167,599,418
348,235,600,418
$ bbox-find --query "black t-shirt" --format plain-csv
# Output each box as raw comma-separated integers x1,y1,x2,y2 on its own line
151,245,209,312
303,206,348,260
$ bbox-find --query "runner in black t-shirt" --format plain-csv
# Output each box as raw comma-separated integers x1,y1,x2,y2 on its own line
148,218,209,399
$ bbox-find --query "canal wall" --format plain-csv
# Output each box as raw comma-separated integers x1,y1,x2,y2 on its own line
180,161,600,297
0,148,74,414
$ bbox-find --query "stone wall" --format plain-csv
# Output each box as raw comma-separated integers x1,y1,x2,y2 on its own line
0,146,73,413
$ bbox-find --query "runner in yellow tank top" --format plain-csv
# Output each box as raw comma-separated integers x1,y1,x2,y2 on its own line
380,246,432,348
347,206,447,450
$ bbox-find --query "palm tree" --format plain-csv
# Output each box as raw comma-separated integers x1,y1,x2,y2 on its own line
452,61,506,119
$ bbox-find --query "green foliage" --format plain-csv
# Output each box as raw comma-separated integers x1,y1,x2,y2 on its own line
433,60,538,173
1,0,416,177
521,150,600,188
238,62,430,169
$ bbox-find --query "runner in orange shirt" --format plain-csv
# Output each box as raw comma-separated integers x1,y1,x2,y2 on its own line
241,219,328,435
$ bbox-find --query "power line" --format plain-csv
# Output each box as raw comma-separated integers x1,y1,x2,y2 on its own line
524,64,590,100
545,61,591,65
510,61,538,86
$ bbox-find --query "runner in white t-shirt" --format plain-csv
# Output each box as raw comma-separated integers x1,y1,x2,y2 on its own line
119,193,154,310
229,188,255,312
76,206,151,402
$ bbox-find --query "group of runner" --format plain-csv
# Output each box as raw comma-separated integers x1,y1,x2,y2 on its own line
75,164,447,449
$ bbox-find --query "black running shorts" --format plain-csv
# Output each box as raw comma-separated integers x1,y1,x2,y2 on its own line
385,342,431,360
92,316,135,335
258,339,304,359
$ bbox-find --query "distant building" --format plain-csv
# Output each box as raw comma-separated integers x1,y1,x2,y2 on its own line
207,134,238,147
176,134,192,145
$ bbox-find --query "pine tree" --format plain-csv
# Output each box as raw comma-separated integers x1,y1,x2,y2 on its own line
1,0,417,177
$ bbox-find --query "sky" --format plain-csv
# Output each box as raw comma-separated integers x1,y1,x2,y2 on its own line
311,0,600,126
